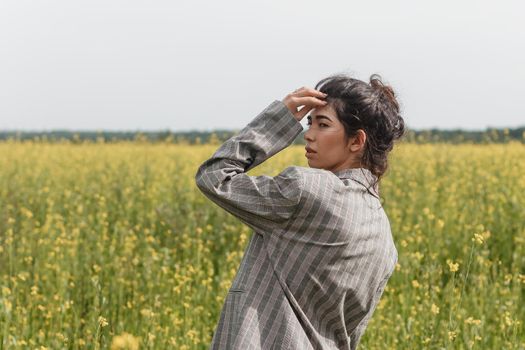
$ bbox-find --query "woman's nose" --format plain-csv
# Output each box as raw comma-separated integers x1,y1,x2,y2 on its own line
304,128,314,141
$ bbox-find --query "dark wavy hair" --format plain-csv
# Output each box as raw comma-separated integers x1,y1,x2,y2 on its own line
314,73,405,200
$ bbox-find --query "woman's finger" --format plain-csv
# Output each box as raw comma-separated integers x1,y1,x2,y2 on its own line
282,86,328,121
293,96,328,108
292,87,326,99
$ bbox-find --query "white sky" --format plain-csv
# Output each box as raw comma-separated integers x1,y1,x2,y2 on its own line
0,0,524,132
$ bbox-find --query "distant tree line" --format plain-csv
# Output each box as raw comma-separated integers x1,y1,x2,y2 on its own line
0,126,524,144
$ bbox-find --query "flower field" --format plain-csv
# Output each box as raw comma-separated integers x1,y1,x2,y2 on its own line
1,140,524,349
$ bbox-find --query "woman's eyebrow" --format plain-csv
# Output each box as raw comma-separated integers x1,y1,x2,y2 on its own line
307,115,332,122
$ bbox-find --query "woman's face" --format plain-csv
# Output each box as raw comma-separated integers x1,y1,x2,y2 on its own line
304,104,365,173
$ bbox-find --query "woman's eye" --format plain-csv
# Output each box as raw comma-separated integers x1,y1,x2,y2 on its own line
306,122,328,128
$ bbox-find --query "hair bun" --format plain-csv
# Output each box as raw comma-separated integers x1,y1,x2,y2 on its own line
369,74,399,112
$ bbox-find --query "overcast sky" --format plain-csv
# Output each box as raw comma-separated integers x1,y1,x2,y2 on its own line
1,0,523,132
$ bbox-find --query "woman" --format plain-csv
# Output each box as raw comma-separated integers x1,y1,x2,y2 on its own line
195,73,405,350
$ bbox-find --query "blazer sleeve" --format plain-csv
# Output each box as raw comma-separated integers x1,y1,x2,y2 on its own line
194,99,305,233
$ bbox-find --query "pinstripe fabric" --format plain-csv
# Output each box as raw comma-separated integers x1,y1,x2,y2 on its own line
195,100,398,350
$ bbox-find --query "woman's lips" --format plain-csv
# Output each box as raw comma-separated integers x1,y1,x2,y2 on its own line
305,146,317,157
305,146,317,153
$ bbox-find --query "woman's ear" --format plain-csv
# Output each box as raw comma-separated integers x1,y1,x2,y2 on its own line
348,129,366,152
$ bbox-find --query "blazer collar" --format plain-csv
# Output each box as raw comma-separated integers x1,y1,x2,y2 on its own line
332,168,380,198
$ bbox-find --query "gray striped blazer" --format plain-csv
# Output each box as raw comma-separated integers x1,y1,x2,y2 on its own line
195,99,398,350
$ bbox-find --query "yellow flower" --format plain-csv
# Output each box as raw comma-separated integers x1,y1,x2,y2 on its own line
17,272,29,281
472,233,485,245
173,317,183,327
464,317,481,325
411,280,420,288
140,308,154,318
98,316,109,328
431,303,440,315
111,332,140,350
503,311,514,327
447,259,459,272
20,207,33,219
448,330,457,341
3,300,12,313
413,251,424,261
187,329,199,344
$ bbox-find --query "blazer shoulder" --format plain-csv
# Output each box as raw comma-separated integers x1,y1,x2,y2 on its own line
280,166,348,194
293,167,341,186
293,167,345,199
279,165,329,185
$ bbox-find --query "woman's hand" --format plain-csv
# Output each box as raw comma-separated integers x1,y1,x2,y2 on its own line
282,87,328,122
